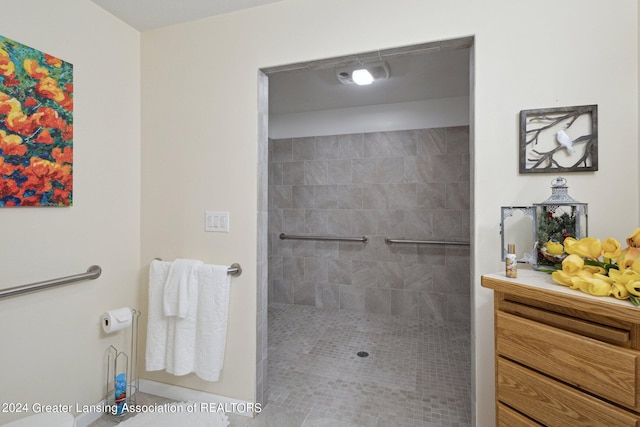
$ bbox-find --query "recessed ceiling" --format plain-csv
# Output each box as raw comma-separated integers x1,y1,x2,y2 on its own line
89,0,284,31
268,47,470,115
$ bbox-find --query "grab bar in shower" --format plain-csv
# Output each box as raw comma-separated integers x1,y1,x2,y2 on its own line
385,237,470,246
0,265,102,299
279,233,368,243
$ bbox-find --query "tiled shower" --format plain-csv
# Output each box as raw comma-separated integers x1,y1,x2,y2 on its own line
267,126,470,323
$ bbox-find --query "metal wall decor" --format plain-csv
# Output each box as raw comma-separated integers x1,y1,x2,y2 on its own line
519,104,598,173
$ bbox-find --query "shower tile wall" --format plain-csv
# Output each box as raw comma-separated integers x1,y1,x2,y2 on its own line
268,127,470,323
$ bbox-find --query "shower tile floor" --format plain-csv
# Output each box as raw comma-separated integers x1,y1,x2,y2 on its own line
90,303,471,426
265,303,471,426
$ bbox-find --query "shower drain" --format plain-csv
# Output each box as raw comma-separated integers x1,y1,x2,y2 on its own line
356,351,369,358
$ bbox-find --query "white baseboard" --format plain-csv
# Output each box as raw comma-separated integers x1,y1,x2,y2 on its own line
74,379,256,427
74,399,107,427
138,379,256,418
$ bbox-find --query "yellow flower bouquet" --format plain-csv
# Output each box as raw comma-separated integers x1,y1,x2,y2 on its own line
548,228,640,305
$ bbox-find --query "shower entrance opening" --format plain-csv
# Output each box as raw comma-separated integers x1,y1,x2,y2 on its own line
257,36,474,425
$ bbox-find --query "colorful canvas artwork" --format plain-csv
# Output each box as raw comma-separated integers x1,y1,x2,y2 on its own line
0,35,73,206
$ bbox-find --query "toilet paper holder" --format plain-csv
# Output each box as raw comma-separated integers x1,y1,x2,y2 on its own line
102,307,134,333
105,308,141,416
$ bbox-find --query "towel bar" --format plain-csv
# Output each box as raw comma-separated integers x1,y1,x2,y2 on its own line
154,259,242,277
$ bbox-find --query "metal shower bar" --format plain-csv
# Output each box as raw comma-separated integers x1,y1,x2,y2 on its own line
385,237,470,246
0,265,102,299
279,233,368,243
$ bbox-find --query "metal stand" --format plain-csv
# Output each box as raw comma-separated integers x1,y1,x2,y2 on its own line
105,308,141,416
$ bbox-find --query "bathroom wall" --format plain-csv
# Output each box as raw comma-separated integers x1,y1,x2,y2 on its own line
268,127,470,322
0,1,141,424
140,1,638,425
0,2,635,426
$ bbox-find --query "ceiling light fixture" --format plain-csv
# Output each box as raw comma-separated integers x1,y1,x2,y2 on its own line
351,69,374,85
335,61,390,86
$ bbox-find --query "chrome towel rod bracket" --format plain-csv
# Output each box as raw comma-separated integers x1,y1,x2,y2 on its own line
227,263,242,277
0,265,102,300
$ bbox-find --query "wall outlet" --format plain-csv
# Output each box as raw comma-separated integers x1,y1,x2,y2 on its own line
205,211,229,232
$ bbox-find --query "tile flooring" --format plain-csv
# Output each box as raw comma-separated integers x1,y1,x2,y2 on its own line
90,303,471,426
266,303,471,426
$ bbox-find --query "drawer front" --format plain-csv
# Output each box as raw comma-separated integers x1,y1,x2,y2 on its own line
498,358,639,427
499,298,631,346
496,310,639,410
497,402,542,426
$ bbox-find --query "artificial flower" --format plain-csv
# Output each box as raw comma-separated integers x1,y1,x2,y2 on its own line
618,247,640,270
549,230,640,306
602,237,622,259
574,276,611,296
608,268,634,285
551,270,573,287
564,237,602,259
623,270,640,296
610,282,630,299
582,264,607,275
562,237,578,255
627,228,640,248
546,240,564,255
562,254,584,275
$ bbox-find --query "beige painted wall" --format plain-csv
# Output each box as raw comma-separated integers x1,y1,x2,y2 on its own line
140,0,638,425
138,18,260,400
0,0,635,425
0,0,141,424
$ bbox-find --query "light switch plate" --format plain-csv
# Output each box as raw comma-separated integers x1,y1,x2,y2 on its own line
205,211,229,232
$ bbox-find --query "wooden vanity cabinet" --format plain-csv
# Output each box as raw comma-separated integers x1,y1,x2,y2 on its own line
482,270,640,427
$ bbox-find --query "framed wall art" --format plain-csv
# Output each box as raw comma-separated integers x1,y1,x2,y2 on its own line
519,104,597,174
0,34,73,207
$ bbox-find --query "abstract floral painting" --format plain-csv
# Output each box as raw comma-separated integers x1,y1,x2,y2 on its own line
0,35,73,206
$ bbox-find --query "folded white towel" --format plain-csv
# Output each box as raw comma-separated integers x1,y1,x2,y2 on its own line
146,258,201,375
165,275,199,376
145,259,171,372
195,264,231,381
146,260,231,380
163,259,202,318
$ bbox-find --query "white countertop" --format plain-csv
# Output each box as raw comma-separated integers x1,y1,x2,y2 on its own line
482,268,638,311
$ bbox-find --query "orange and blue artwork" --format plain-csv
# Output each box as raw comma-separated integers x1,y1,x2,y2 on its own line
0,35,73,206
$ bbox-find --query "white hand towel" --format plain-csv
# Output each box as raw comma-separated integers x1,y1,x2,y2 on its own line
165,272,200,376
194,264,231,381
145,259,171,372
163,259,202,318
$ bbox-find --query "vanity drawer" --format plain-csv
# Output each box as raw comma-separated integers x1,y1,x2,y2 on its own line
496,310,640,411
497,402,542,426
497,358,639,426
